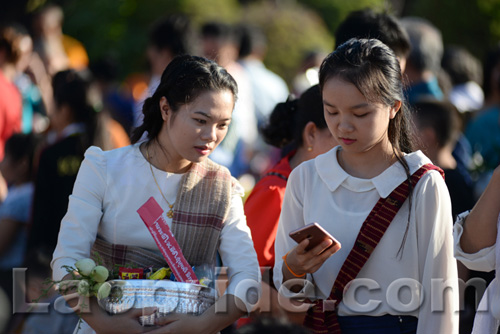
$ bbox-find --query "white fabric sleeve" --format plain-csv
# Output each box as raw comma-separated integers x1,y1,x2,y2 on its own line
453,211,497,272
218,178,261,313
414,171,459,334
273,167,315,299
470,212,500,333
51,146,106,281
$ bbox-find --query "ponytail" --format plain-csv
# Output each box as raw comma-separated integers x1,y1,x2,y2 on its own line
261,84,326,150
261,98,298,148
131,96,163,143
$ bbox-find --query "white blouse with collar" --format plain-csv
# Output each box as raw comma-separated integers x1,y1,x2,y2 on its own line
274,146,459,334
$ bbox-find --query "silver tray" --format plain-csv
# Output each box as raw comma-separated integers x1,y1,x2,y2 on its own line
97,279,216,325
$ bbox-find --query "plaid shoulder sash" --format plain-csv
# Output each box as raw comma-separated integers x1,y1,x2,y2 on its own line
171,158,232,267
91,158,232,270
303,163,444,334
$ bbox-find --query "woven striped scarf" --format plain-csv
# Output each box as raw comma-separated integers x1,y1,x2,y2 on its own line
303,163,444,334
92,158,232,270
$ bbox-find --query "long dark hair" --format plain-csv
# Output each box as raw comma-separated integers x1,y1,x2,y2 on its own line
262,84,326,150
52,70,98,150
131,55,238,143
319,38,416,255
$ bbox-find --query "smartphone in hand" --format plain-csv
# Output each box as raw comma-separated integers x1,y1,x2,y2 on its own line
289,222,340,253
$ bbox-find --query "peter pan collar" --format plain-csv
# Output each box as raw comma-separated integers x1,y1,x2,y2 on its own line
315,146,432,198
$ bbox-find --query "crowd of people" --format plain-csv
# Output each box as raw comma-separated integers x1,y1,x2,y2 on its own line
1,4,500,334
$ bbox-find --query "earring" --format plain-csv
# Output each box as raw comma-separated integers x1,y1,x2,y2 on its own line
307,146,313,152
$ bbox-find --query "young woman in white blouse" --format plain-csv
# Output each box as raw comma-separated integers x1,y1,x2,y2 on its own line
51,55,260,334
273,38,459,333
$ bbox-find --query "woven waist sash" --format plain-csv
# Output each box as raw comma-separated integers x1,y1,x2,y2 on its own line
303,163,444,334
91,237,167,270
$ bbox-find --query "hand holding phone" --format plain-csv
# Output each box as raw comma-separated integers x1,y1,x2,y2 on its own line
289,222,340,253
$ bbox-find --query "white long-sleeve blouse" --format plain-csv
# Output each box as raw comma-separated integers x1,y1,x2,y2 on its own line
51,143,260,330
274,146,459,334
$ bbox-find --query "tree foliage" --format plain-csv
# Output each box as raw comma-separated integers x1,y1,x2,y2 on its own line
19,0,500,86
402,0,493,61
297,0,388,40
241,1,333,85
178,0,241,25
57,0,333,86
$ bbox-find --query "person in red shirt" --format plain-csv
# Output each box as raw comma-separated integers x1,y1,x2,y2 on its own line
0,25,22,162
0,24,23,204
243,84,337,323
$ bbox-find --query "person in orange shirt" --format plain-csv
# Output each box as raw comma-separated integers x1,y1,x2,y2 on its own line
32,4,89,75
243,84,337,323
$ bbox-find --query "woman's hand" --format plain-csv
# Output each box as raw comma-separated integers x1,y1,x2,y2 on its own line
90,307,158,334
145,294,245,334
283,238,341,281
67,292,158,334
145,313,206,334
57,274,157,333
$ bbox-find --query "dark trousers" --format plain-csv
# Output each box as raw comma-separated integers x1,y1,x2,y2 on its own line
338,314,418,334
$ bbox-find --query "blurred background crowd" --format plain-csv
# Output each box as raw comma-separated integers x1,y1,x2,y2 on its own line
1,0,500,333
